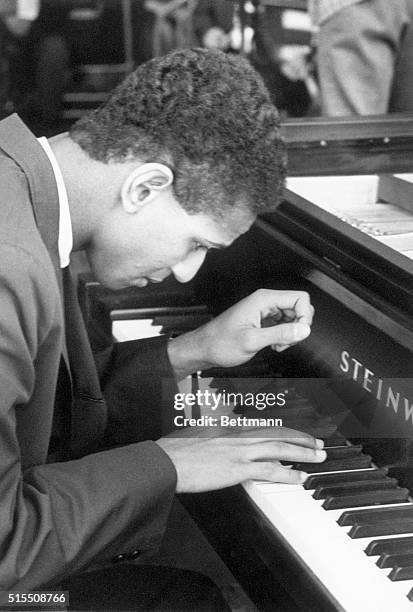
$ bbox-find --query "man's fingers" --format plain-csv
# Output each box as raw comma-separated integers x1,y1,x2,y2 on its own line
257,322,311,350
250,289,314,326
235,426,323,448
157,429,324,492
247,441,326,463
176,426,325,450
248,461,308,484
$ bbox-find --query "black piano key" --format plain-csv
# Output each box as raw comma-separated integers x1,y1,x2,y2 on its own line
338,504,413,527
295,454,372,473
313,478,397,500
365,536,413,557
389,566,413,582
325,445,363,460
377,552,413,569
349,519,413,539
304,467,389,490
323,433,348,446
408,587,413,601
323,488,410,511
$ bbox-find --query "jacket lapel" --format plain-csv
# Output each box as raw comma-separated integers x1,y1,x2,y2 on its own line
62,267,107,457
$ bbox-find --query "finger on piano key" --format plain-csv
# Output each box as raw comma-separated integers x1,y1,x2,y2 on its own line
366,536,413,557
377,552,413,569
323,487,410,511
294,454,372,473
304,467,389,490
313,478,398,500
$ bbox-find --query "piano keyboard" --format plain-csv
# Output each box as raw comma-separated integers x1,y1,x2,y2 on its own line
244,438,413,612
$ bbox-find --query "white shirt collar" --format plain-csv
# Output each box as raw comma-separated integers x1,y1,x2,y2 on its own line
37,137,73,268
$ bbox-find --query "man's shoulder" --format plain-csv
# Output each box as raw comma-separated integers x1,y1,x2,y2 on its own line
0,152,35,227
0,153,52,267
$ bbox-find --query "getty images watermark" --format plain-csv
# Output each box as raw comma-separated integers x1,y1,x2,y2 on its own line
163,375,413,439
173,386,286,428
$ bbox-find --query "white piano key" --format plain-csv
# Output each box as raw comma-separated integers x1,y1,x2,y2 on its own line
112,319,163,342
244,479,413,611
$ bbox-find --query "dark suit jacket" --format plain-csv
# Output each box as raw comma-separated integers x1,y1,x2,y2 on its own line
0,114,177,590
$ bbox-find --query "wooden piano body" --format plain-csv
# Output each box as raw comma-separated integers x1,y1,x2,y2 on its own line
79,115,413,611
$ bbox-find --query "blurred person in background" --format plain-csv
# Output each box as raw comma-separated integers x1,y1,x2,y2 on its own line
309,0,413,115
0,0,72,128
0,0,39,117
144,0,199,56
132,0,236,65
249,0,318,117
193,0,235,51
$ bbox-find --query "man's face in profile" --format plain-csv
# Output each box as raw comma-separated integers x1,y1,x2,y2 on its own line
84,190,255,290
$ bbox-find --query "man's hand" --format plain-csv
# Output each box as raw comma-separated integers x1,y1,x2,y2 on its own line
168,289,314,380
156,426,326,493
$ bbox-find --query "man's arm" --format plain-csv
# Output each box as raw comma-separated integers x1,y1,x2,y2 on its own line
98,334,179,445
0,244,177,589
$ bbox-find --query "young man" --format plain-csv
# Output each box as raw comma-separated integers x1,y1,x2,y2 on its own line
0,47,324,602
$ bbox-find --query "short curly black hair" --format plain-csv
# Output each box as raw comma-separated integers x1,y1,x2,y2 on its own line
70,48,286,218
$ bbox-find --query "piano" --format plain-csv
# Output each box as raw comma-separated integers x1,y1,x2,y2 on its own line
78,115,413,611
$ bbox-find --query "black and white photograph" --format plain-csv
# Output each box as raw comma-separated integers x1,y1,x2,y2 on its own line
1,1,413,611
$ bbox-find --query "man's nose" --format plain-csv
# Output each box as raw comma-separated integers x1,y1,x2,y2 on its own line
171,249,207,283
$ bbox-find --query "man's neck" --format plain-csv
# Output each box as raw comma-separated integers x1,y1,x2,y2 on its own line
47,134,114,252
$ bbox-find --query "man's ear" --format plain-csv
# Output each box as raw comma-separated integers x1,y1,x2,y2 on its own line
121,163,174,213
